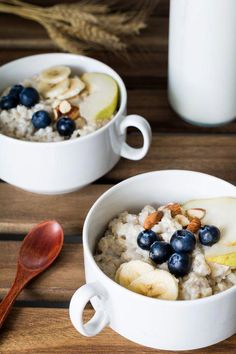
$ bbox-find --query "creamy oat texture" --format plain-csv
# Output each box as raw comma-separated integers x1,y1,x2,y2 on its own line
95,205,236,300
0,78,110,142
0,100,98,142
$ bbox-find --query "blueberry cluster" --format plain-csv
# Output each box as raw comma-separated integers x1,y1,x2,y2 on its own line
32,112,75,137
137,225,220,277
0,85,39,110
0,84,76,137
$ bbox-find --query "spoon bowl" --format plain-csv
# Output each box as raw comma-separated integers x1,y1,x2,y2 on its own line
19,221,64,270
0,220,64,329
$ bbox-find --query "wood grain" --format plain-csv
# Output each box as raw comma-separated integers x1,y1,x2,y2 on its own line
0,307,235,353
0,16,168,49
108,133,236,184
0,184,109,235
0,242,84,302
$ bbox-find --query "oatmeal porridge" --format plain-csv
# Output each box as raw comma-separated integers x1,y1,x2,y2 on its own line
95,197,236,300
0,66,118,142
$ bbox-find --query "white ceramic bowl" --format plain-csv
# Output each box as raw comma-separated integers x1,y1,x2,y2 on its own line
0,53,151,194
69,170,236,351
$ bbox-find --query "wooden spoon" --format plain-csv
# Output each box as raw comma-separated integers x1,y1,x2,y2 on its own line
0,220,64,329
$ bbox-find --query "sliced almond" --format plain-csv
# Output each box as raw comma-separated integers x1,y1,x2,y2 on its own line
167,203,182,217
144,211,163,230
68,106,80,120
187,217,201,233
59,100,72,114
175,214,190,227
186,208,206,220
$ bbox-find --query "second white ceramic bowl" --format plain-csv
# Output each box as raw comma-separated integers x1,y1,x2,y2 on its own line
69,170,236,350
0,53,151,194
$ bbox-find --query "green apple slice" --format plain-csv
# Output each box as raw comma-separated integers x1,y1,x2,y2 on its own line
80,73,118,123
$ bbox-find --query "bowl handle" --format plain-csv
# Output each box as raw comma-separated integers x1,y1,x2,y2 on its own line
119,114,152,160
69,282,110,337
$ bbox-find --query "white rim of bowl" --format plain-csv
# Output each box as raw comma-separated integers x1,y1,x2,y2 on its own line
83,169,236,305
0,53,127,146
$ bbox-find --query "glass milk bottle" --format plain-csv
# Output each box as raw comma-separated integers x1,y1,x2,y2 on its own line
168,0,236,126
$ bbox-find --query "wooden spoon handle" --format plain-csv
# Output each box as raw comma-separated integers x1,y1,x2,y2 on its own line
0,281,24,329
0,265,33,330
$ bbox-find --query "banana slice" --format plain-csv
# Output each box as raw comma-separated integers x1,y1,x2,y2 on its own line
43,78,69,99
39,66,71,84
128,269,178,300
115,260,154,288
58,77,85,100
37,81,51,97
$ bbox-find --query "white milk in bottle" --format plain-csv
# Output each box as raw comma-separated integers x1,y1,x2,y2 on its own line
168,0,236,126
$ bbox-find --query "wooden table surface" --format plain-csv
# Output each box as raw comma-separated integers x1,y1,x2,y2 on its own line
0,1,235,353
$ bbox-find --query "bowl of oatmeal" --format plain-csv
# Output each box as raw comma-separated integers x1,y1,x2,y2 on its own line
69,170,236,350
0,53,151,194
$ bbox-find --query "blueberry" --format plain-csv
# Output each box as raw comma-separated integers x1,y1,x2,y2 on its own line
9,84,24,99
168,252,192,277
170,229,196,253
32,110,51,129
149,241,173,264
137,230,160,250
0,95,18,110
19,87,39,107
199,225,220,246
56,116,76,137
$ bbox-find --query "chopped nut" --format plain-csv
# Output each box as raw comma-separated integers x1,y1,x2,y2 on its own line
59,100,72,114
187,217,201,233
168,203,182,217
144,211,164,230
53,107,60,121
186,208,206,220
68,105,80,120
175,214,190,227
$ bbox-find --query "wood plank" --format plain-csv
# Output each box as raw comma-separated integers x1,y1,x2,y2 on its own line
0,134,235,235
0,184,109,235
0,242,84,302
0,16,168,50
107,133,236,183
0,50,168,81
0,307,235,353
4,0,168,17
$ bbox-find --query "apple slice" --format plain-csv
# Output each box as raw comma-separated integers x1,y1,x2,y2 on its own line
183,197,236,246
80,73,118,123
204,244,236,266
183,197,236,267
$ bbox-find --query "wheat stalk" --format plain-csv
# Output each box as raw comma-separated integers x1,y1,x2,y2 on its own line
0,0,156,54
